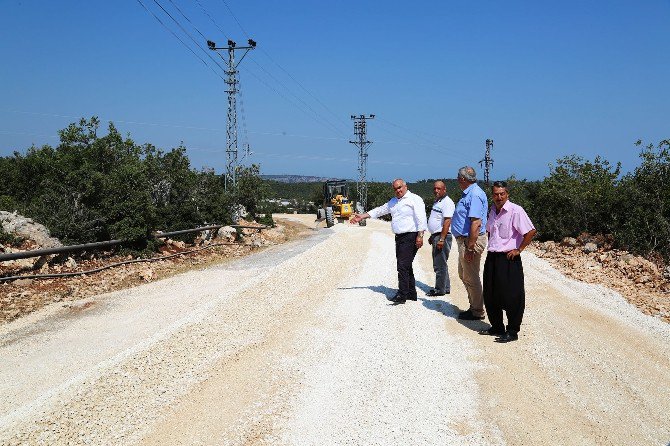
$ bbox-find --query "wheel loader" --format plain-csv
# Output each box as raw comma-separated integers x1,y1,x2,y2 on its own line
316,180,361,227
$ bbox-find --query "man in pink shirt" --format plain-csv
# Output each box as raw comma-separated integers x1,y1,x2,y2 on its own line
480,181,537,343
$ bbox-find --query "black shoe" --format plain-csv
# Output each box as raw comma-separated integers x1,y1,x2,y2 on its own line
495,332,519,343
478,327,505,336
388,293,406,304
458,310,485,321
426,289,446,297
406,295,418,301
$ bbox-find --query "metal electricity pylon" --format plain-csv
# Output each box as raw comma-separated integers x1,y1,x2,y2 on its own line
349,114,375,211
480,139,494,186
207,38,256,190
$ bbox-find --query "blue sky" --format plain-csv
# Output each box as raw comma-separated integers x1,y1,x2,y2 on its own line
1,0,668,182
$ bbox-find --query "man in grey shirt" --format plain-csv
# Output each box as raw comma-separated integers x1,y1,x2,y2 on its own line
426,180,455,297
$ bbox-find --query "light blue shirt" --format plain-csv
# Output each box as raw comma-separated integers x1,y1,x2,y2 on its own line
451,183,488,237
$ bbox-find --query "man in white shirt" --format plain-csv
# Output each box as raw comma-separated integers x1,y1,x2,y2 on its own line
350,178,428,304
426,180,455,297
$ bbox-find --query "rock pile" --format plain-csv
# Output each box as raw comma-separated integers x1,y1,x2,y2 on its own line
529,235,670,322
0,211,62,249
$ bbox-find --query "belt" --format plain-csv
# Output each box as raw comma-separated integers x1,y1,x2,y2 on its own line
431,232,451,236
456,234,484,239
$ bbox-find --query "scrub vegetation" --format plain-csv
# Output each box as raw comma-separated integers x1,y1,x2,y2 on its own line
0,119,667,262
0,118,270,252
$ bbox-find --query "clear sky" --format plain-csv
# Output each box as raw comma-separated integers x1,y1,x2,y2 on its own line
1,0,668,182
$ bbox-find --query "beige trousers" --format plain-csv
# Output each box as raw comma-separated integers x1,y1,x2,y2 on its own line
456,234,488,317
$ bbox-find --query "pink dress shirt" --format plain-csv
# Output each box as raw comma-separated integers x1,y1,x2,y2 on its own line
485,201,535,252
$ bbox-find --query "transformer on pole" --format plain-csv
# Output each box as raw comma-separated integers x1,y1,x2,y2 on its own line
480,139,494,186
207,38,256,190
349,114,375,212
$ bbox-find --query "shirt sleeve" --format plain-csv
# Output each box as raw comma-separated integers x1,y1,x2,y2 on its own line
512,206,535,235
367,200,390,219
415,195,428,231
443,197,455,218
468,191,487,220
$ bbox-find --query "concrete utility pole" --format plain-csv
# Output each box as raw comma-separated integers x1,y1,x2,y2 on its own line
207,38,256,190
480,139,494,186
349,114,375,212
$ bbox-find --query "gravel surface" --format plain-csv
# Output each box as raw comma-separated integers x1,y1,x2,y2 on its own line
2,214,669,445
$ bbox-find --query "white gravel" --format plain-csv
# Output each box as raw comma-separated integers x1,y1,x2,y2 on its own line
1,215,669,445
275,229,503,445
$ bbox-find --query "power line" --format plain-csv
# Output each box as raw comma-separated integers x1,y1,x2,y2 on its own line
0,110,470,153
218,0,350,131
149,0,227,73
136,0,224,80
377,116,472,144
0,110,350,141
246,58,346,137
196,0,348,138
166,0,208,40
239,64,346,138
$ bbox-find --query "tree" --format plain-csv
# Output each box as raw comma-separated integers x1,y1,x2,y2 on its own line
615,140,670,259
533,155,620,241
236,164,270,219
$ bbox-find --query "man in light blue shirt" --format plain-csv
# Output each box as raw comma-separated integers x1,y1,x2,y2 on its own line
451,166,488,320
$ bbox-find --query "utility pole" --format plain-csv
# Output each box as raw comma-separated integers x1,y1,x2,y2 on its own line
207,38,256,190
349,114,375,212
480,139,494,186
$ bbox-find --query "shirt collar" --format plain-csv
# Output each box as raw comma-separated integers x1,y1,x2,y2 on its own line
462,183,476,195
495,200,512,214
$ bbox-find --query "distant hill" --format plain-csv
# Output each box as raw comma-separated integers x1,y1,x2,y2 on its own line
261,174,352,183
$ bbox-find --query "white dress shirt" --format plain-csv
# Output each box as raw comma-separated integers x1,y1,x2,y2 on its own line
367,190,428,234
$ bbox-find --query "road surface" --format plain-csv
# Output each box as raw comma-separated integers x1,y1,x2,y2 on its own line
1,214,669,445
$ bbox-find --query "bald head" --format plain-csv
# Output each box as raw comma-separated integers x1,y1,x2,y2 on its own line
392,178,408,198
433,180,446,199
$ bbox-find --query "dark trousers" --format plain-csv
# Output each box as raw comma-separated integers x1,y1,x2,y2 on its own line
395,232,419,299
483,251,525,334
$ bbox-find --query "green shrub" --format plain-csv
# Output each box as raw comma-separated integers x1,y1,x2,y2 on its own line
0,118,263,254
532,155,620,241
614,140,670,260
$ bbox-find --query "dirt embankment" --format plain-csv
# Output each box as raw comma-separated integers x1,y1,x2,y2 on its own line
528,237,670,324
0,218,312,324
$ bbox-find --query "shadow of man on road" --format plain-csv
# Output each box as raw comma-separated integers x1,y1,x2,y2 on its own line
338,285,397,300
415,280,490,333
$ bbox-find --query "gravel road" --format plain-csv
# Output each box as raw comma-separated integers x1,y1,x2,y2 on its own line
1,214,669,445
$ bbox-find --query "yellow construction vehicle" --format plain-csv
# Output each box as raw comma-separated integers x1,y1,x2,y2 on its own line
316,180,354,227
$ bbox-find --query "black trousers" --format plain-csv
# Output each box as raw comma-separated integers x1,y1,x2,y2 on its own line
483,251,526,334
395,232,419,298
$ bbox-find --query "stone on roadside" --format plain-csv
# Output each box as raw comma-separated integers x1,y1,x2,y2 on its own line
636,275,651,284
561,237,578,247
139,268,154,282
583,243,598,253
14,278,34,286
217,226,237,242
